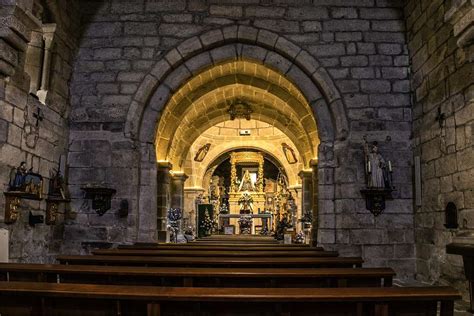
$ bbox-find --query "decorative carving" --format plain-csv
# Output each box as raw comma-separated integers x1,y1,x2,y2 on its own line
4,194,20,224
45,199,58,225
282,143,298,164
81,187,116,216
229,152,265,193
227,98,253,120
194,143,211,162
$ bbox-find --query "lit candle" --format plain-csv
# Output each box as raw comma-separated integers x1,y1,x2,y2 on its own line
388,161,392,172
367,161,371,173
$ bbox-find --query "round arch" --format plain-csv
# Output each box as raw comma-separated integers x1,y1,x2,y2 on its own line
127,25,348,241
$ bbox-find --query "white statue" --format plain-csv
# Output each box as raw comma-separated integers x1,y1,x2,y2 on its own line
364,140,387,188
238,170,255,192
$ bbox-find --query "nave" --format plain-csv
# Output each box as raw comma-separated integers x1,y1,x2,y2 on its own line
0,236,461,316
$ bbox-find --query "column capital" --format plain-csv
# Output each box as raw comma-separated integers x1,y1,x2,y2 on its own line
170,171,188,182
310,158,319,167
157,161,173,170
298,169,313,179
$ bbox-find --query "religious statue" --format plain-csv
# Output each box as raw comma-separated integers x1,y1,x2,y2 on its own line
49,168,67,199
238,170,255,192
9,161,27,191
363,138,392,189
282,143,298,164
194,143,211,162
238,192,254,214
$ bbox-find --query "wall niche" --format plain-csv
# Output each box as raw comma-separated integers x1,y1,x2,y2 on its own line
445,202,459,229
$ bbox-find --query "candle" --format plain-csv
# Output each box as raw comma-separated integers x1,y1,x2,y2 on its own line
388,161,392,172
367,161,371,173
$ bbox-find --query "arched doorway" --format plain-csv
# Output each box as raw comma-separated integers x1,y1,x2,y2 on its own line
126,26,348,243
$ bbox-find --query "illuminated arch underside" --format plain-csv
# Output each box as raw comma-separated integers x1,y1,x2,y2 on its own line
155,60,319,170
183,123,303,188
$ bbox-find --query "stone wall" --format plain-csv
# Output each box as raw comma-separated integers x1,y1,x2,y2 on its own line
0,0,79,262
405,0,473,298
67,0,416,278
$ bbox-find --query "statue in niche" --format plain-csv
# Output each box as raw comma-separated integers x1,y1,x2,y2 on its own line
194,143,211,162
238,170,255,192
282,143,298,164
363,138,392,189
9,161,28,191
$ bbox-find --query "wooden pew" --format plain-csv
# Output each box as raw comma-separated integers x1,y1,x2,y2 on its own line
0,263,393,287
117,244,321,251
0,281,460,316
57,255,363,268
92,249,338,257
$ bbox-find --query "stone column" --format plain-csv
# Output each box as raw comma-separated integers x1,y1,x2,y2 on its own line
170,172,188,210
230,153,237,192
37,24,56,103
156,161,172,242
298,170,313,217
311,158,319,246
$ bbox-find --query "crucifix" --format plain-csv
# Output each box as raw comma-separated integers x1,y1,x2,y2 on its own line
33,107,44,127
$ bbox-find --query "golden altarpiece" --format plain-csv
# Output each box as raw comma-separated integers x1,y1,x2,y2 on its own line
222,151,272,233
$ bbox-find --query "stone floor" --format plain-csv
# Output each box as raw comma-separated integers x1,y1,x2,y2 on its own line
394,279,471,315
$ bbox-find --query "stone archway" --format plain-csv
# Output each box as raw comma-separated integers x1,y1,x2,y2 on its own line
125,25,348,242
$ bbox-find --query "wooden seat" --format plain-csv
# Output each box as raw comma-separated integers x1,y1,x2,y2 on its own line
0,281,460,316
0,263,394,287
92,249,338,257
57,255,363,268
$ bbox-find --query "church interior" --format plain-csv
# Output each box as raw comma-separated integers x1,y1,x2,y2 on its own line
0,0,472,314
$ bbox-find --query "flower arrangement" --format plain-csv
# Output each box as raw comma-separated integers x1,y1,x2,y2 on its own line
300,209,313,223
167,208,183,243
294,231,305,244
168,208,183,222
238,214,253,234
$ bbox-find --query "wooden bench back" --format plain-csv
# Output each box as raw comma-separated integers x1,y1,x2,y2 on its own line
57,255,363,268
92,249,338,257
0,263,393,288
0,281,460,316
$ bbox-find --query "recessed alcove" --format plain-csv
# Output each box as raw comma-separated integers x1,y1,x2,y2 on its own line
445,202,459,229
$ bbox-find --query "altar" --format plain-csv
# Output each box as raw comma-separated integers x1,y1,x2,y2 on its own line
218,213,273,235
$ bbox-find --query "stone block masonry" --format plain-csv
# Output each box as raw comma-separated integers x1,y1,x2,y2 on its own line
406,0,474,301
0,0,81,263
65,0,415,279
